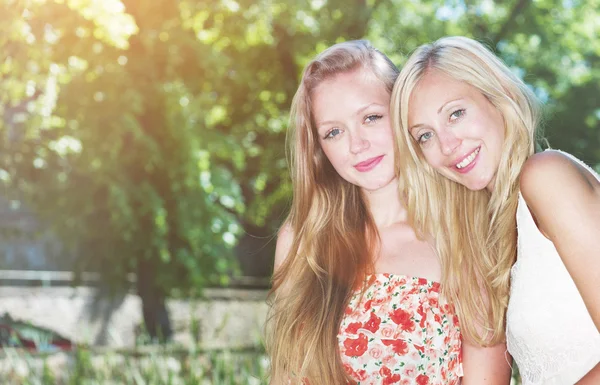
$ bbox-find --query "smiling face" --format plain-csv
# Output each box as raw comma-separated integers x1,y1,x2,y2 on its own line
407,70,506,192
312,67,395,193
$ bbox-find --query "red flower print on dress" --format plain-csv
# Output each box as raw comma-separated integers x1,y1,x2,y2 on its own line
369,346,383,359
344,363,368,382
417,304,427,328
448,356,458,371
344,333,368,357
372,296,387,307
382,353,399,367
380,367,401,385
403,362,417,378
428,290,439,308
382,339,409,355
453,314,460,327
380,325,395,338
380,366,392,377
390,308,416,332
355,369,368,381
338,275,463,384
346,322,361,335
383,374,401,385
363,312,381,333
366,275,378,287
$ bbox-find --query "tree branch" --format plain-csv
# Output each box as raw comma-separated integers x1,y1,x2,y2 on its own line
492,0,531,46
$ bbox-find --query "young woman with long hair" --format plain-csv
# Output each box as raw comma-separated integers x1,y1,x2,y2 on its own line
392,35,600,384
265,39,509,385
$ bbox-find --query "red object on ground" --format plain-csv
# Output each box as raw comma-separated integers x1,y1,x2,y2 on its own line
0,321,74,352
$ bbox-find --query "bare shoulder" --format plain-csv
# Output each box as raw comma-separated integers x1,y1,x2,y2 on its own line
519,150,600,238
274,222,295,272
519,150,599,205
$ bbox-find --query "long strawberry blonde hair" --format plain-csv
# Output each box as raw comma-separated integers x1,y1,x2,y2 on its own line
265,40,399,384
391,36,542,345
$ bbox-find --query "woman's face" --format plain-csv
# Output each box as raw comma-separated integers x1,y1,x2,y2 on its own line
407,70,505,192
311,67,396,193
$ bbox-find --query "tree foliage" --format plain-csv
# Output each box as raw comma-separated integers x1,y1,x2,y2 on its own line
370,0,600,164
1,0,598,338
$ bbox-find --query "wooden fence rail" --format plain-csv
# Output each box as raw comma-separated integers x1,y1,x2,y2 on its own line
0,269,271,289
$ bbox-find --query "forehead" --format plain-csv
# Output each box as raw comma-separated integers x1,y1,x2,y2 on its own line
311,68,389,117
412,70,476,103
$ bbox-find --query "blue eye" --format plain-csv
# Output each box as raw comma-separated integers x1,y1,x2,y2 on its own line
365,114,383,124
324,128,341,139
418,131,433,144
450,109,465,121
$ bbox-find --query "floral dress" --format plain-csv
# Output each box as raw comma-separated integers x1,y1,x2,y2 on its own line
338,274,463,385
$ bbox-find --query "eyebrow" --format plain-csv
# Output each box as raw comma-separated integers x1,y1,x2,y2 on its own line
409,123,424,134
437,98,463,114
316,102,385,129
409,98,464,133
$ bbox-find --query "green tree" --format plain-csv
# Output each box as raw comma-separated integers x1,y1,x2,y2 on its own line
370,0,600,166
1,0,244,341
1,0,597,344
0,0,378,340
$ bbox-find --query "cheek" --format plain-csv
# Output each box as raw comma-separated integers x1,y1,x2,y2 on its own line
482,123,505,156
320,144,345,168
421,149,444,169
481,108,505,145
373,126,395,149
494,121,506,148
381,122,395,141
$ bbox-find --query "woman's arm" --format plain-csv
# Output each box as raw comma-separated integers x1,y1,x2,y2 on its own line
520,151,600,331
274,223,294,272
576,363,600,384
268,224,295,385
461,341,512,384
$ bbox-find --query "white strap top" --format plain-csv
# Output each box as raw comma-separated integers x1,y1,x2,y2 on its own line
506,150,600,385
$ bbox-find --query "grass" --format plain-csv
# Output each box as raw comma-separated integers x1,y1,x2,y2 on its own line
0,331,522,385
1,347,522,384
0,346,269,385
0,347,523,384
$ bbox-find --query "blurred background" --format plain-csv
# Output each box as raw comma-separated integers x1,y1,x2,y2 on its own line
0,0,598,383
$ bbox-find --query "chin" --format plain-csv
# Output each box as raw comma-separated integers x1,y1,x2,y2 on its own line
465,183,488,192
362,177,395,191
465,177,494,192
446,176,488,191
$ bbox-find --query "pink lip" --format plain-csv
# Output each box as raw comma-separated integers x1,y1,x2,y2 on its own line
354,155,385,172
452,147,480,174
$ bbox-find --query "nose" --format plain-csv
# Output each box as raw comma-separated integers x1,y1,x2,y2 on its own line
349,130,370,154
438,129,461,156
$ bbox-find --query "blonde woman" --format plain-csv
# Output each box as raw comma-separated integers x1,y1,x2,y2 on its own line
265,40,509,385
391,36,600,384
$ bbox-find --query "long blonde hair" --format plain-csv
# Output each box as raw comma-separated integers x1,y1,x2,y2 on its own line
391,36,541,345
265,40,399,384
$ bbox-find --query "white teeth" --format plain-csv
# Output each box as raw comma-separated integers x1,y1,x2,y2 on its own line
456,148,480,169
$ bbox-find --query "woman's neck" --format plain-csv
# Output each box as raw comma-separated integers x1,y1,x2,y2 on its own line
363,179,407,229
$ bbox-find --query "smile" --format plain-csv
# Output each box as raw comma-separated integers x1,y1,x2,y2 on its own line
354,155,385,172
455,147,480,169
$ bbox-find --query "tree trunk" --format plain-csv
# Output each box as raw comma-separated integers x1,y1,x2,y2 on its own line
136,256,172,343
